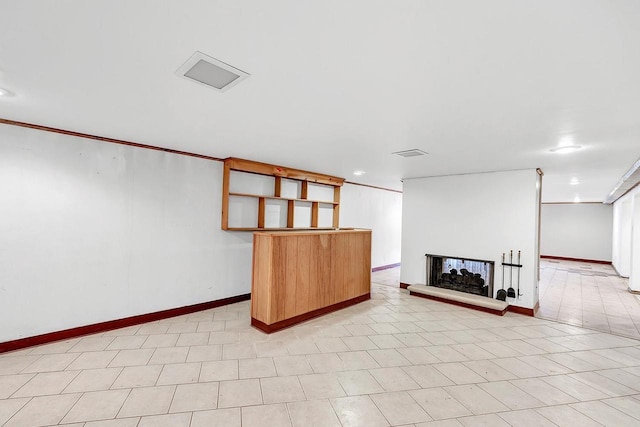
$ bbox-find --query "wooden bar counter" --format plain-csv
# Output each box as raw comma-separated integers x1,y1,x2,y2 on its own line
251,228,371,333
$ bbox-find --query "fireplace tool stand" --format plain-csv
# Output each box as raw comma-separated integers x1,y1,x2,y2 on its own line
500,250,523,300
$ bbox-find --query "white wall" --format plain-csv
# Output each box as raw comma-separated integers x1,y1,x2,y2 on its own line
400,169,541,309
613,197,634,278
0,124,254,342
632,192,640,290
612,186,639,285
340,183,402,269
540,203,613,262
0,123,403,343
611,200,622,270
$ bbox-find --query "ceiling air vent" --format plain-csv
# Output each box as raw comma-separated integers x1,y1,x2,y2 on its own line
392,149,428,158
176,51,249,92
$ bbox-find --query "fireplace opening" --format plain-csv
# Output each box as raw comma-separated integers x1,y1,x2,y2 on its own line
425,254,494,297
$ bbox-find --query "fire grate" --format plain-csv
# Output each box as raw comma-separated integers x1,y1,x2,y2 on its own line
425,254,494,297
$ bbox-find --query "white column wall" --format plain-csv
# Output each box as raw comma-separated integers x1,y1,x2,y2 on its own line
400,169,541,309
612,200,623,269
613,185,640,288
340,183,402,269
632,192,640,291
613,197,634,278
0,123,402,343
540,203,613,262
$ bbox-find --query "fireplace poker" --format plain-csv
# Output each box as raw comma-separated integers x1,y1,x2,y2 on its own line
517,250,522,298
497,253,507,301
507,250,516,298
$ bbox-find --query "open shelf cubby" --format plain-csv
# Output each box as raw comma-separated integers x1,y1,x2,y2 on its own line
221,157,344,231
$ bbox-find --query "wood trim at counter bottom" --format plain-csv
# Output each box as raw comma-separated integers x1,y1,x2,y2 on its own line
251,293,370,333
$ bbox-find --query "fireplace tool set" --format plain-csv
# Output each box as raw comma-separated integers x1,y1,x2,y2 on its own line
496,250,523,301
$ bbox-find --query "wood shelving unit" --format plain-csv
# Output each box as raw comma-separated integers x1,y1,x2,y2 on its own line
221,157,344,231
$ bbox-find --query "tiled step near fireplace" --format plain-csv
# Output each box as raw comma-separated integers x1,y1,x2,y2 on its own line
408,284,509,315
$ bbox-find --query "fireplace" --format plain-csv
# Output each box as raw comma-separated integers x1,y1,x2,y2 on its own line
425,254,494,297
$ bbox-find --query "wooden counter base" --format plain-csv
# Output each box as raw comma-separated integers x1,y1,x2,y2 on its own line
252,293,370,333
251,229,371,333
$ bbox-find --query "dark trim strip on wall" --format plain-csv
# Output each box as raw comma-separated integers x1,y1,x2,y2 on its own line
0,293,251,354
399,282,410,289
0,118,223,162
1,115,398,197
508,301,539,317
541,255,612,265
1,118,406,195
372,262,401,272
344,181,403,194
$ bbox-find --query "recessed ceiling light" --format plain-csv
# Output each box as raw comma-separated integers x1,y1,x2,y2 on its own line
0,87,14,97
549,145,581,154
570,177,580,185
573,195,580,203
353,170,366,176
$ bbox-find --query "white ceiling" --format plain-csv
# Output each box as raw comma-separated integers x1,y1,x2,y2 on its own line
1,0,639,201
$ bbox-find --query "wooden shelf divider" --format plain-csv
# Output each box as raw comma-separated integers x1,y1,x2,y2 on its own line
332,186,341,229
221,161,231,230
286,200,295,228
311,202,319,227
227,192,337,204
224,157,343,186
257,197,266,229
274,176,282,197
221,157,344,231
226,227,336,231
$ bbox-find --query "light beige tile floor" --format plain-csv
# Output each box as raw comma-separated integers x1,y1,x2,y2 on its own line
372,267,401,288
538,259,640,339
2,269,640,426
